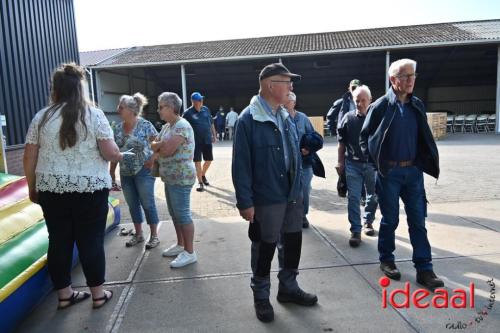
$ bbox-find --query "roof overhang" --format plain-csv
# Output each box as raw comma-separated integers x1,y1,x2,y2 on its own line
89,39,500,70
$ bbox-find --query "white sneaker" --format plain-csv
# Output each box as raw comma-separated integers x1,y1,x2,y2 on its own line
170,251,197,268
162,244,184,257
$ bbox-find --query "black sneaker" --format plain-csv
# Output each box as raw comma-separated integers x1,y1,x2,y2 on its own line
302,216,310,228
196,183,204,192
363,223,375,236
349,232,361,247
254,299,274,323
202,176,210,186
380,262,401,280
277,288,318,306
417,270,444,291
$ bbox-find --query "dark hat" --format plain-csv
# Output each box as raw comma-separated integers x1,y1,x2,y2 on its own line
349,79,361,87
259,63,301,82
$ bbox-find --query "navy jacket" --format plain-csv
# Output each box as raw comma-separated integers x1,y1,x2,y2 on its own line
360,88,439,178
326,91,353,133
300,131,325,178
232,96,302,210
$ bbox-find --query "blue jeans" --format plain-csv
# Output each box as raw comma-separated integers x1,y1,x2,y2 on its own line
302,167,313,216
164,183,193,224
121,167,159,225
345,160,377,233
376,166,432,272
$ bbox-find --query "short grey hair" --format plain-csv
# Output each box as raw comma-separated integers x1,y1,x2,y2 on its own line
287,92,296,101
388,58,417,77
352,85,372,99
158,92,183,115
119,92,148,116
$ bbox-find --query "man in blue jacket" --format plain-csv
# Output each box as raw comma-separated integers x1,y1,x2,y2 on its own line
325,79,360,135
232,63,318,323
360,58,444,291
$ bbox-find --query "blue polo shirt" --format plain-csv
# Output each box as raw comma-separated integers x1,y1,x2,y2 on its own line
183,106,213,144
381,101,418,162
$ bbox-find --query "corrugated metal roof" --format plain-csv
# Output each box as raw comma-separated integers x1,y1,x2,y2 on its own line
79,48,129,66
87,20,500,68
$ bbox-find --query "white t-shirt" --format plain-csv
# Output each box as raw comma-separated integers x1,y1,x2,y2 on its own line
25,105,114,193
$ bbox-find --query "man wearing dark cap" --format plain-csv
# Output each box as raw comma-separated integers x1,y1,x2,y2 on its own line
232,63,318,323
183,92,217,192
326,79,361,135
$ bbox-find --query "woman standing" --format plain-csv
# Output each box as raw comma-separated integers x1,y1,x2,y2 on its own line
152,92,197,268
110,93,160,249
23,63,123,309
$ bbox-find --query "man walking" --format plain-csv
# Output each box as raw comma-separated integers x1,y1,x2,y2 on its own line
225,107,238,140
336,85,378,247
183,92,216,192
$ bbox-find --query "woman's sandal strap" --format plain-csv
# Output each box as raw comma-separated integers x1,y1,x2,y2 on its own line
57,291,90,309
93,290,113,309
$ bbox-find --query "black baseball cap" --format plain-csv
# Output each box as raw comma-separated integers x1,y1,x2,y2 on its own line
259,63,301,82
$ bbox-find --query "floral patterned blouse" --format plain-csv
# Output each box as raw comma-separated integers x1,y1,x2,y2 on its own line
157,118,196,186
114,117,157,176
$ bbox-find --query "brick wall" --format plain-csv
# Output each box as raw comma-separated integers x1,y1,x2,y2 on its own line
5,145,25,175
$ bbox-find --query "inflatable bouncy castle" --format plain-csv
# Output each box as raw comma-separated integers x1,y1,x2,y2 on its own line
0,173,120,332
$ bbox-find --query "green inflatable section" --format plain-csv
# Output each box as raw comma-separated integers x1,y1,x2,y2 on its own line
0,173,21,185
0,197,117,291
0,221,47,290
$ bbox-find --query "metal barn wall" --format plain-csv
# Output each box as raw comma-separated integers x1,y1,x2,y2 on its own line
0,0,79,146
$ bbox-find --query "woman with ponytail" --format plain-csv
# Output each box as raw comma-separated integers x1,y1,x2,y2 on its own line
23,63,125,310
110,93,160,249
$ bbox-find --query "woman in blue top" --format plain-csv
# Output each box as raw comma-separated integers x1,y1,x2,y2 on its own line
110,93,160,249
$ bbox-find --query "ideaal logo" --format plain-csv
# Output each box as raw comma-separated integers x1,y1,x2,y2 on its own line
379,277,475,309
379,277,496,330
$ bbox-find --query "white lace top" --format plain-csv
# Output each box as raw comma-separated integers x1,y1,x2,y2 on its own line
25,105,114,193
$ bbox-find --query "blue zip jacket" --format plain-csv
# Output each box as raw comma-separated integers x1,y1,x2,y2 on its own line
359,88,439,178
232,96,303,210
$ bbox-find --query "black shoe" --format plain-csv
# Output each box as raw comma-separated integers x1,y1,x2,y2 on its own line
277,288,318,306
349,232,361,247
202,176,210,186
417,270,444,291
302,216,310,228
196,183,204,192
380,262,401,280
363,223,375,236
254,299,274,323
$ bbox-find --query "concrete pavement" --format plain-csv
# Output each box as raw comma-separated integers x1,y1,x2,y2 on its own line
16,133,500,333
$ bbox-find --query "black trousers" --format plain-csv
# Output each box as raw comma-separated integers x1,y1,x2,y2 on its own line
38,189,109,289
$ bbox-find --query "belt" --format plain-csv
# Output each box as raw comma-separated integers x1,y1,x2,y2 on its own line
385,160,413,167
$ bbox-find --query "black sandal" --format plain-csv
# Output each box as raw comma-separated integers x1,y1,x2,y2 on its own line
57,290,91,310
93,290,113,309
